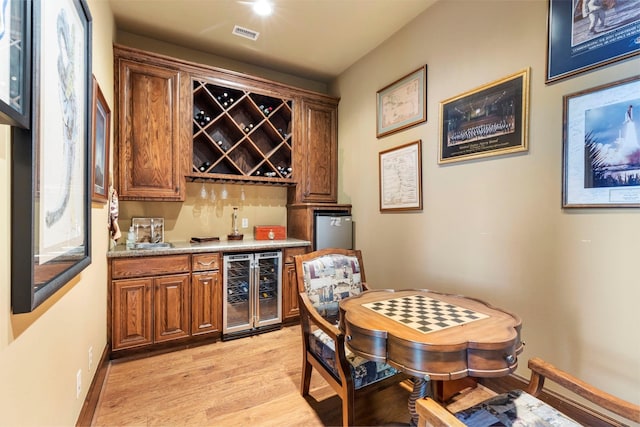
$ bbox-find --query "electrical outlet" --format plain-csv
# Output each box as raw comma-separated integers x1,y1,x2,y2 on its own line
88,346,93,372
76,369,82,399
241,218,248,228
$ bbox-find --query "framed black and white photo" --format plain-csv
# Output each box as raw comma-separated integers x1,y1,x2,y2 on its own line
379,140,423,212
0,0,31,128
11,0,92,313
547,0,640,83
563,75,640,208
91,75,110,203
439,69,530,164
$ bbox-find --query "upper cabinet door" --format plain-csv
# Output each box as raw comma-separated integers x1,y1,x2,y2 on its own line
290,97,338,204
116,56,189,200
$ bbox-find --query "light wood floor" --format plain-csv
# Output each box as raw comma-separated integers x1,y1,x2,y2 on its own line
93,325,412,426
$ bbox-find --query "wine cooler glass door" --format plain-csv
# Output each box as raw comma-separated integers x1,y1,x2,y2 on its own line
223,254,253,334
255,251,282,327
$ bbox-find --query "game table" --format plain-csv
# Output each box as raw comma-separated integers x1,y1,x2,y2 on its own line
338,289,523,425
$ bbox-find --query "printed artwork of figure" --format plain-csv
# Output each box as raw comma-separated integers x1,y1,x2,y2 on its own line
0,0,7,41
46,9,77,227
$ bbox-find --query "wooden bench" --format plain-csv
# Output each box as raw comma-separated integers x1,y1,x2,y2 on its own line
417,357,640,427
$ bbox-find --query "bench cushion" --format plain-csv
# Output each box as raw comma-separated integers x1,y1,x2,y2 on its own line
454,389,581,427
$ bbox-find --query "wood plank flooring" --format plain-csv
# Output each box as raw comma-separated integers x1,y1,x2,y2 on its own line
93,325,412,426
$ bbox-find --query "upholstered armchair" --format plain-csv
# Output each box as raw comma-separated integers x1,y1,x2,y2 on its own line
293,248,401,427
416,357,640,427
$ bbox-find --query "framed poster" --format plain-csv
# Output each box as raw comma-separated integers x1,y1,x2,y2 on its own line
11,0,92,313
0,0,31,128
379,140,423,212
439,69,530,164
376,65,427,138
547,0,640,83
562,75,640,208
91,75,110,203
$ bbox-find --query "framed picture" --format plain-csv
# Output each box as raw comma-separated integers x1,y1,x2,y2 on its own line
546,0,640,83
379,140,423,212
562,75,640,208
131,217,165,243
376,65,427,138
439,69,530,165
11,0,92,313
0,0,31,128
91,75,110,203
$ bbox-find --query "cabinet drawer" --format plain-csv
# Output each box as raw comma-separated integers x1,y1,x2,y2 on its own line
111,255,190,279
283,246,308,264
192,253,221,271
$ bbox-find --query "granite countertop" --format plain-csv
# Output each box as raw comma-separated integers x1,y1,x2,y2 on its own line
107,238,311,258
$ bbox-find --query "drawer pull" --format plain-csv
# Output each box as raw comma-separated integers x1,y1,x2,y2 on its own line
197,260,216,267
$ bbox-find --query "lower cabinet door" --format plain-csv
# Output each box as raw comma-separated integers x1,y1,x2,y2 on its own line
191,271,222,335
154,273,190,342
282,263,299,321
112,278,153,350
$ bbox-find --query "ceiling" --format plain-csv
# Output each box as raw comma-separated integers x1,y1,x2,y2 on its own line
108,0,436,82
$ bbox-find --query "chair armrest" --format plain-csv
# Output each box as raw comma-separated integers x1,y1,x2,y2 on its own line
527,357,640,423
416,397,466,427
299,293,342,339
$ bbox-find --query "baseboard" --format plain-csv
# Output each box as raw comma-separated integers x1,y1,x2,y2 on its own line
480,374,628,427
76,344,110,427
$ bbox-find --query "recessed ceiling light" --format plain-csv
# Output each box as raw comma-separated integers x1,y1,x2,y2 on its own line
252,0,273,16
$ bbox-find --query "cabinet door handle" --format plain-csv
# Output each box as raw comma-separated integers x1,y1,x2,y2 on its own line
198,260,216,267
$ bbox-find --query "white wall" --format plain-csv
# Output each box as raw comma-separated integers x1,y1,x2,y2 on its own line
0,1,114,424
333,0,640,414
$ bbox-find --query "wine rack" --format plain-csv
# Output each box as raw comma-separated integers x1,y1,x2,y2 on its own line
190,78,294,184
258,262,277,300
226,262,251,305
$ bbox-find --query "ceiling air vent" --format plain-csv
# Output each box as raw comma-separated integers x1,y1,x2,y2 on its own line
232,25,260,41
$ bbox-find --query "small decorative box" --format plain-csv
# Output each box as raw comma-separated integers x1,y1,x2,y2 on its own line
254,225,286,240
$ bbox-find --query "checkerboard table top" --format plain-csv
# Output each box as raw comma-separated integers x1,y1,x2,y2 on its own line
363,294,489,334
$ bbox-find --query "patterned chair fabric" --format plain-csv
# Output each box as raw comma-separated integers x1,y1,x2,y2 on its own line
454,389,581,427
301,254,398,389
309,329,398,389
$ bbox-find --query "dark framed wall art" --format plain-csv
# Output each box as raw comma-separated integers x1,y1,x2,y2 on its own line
11,0,92,313
0,0,31,128
439,69,530,164
546,0,640,83
91,75,110,203
562,75,640,208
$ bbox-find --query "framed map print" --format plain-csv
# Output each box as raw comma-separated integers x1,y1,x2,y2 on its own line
379,140,423,212
376,65,427,138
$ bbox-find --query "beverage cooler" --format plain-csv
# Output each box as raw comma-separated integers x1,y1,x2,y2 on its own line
223,251,282,339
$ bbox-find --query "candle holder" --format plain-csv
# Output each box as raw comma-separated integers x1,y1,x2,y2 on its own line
227,207,244,240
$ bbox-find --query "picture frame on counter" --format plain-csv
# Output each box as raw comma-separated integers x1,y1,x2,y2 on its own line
11,0,92,313
376,65,427,138
562,75,640,208
546,0,640,83
379,140,423,212
0,0,31,128
91,75,110,203
438,68,529,165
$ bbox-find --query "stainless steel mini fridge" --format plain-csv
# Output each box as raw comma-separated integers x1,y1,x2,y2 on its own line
222,251,282,339
314,211,353,250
